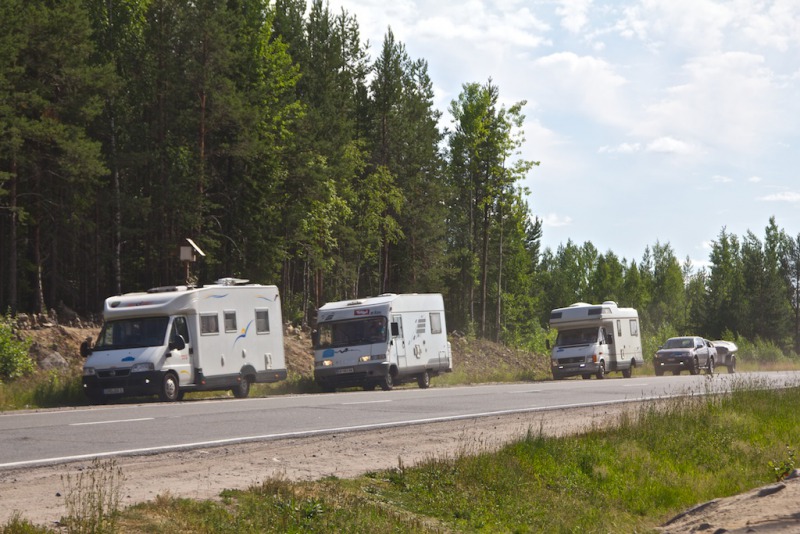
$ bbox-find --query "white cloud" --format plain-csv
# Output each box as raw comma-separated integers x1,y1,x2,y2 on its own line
542,213,573,228
645,137,698,155
598,142,641,154
748,176,763,183
556,0,592,34
712,175,732,183
533,52,630,126
759,192,800,202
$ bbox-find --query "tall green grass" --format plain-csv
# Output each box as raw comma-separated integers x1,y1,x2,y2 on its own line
5,380,795,533
0,370,86,410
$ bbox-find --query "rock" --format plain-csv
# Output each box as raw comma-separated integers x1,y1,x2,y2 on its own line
38,351,69,371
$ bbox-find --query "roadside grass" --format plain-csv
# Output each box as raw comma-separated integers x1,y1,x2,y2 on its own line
0,370,86,410
6,380,797,533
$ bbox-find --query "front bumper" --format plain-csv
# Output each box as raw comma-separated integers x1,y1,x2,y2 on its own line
83,369,164,399
654,357,693,372
314,361,389,388
551,359,600,379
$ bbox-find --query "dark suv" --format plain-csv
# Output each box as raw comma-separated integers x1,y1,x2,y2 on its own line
654,336,715,376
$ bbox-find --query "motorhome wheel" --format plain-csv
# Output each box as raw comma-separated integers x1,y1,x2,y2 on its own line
596,361,605,379
380,372,394,391
233,377,251,398
159,373,180,402
417,371,430,389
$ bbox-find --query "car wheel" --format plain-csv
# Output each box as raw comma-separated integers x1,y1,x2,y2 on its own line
706,357,714,376
655,368,664,377
690,357,700,375
727,356,736,374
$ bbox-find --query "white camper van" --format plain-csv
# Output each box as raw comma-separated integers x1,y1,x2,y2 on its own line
313,293,452,391
547,301,643,379
81,278,287,403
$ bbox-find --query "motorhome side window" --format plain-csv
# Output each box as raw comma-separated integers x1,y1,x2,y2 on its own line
224,310,237,332
617,320,622,337
629,319,639,337
200,313,219,335
255,309,270,334
430,312,442,334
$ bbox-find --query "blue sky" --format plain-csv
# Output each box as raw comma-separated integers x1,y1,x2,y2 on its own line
326,0,800,268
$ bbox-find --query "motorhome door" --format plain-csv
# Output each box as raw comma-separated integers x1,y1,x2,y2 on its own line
163,316,193,386
392,314,407,366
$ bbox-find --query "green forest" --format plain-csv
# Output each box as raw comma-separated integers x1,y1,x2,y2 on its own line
1,0,799,354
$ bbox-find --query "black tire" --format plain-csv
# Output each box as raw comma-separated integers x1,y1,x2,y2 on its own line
582,374,592,380
417,370,430,389
622,360,634,379
159,373,180,402
655,368,664,377
689,357,700,375
706,357,714,376
727,356,736,374
232,376,251,398
380,372,394,391
596,361,605,379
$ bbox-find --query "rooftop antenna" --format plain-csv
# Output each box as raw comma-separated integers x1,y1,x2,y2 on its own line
180,238,206,286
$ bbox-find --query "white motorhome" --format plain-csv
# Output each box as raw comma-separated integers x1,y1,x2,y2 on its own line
81,278,287,403
313,293,452,391
547,301,643,379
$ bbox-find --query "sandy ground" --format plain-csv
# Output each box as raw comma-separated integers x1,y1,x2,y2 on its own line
1,402,799,532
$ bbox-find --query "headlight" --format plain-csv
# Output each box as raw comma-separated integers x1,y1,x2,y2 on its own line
83,367,96,377
131,362,155,373
359,355,370,362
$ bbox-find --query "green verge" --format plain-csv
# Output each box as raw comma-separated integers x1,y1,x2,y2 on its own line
7,379,797,534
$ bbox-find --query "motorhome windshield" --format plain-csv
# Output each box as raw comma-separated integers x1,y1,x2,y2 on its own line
555,327,599,347
315,317,387,349
95,316,169,350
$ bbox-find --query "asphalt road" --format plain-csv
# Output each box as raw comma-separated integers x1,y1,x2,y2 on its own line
1,371,798,470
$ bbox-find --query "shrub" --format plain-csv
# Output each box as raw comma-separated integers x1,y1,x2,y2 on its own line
0,315,35,381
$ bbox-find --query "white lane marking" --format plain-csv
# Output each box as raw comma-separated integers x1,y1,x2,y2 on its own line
341,400,392,405
509,390,542,394
70,418,154,426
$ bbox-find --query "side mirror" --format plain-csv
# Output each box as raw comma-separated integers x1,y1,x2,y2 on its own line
390,322,399,337
80,339,93,358
606,334,614,345
169,335,186,351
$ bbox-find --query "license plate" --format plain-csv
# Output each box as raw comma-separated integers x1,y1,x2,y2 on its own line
104,387,124,395
335,367,354,374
